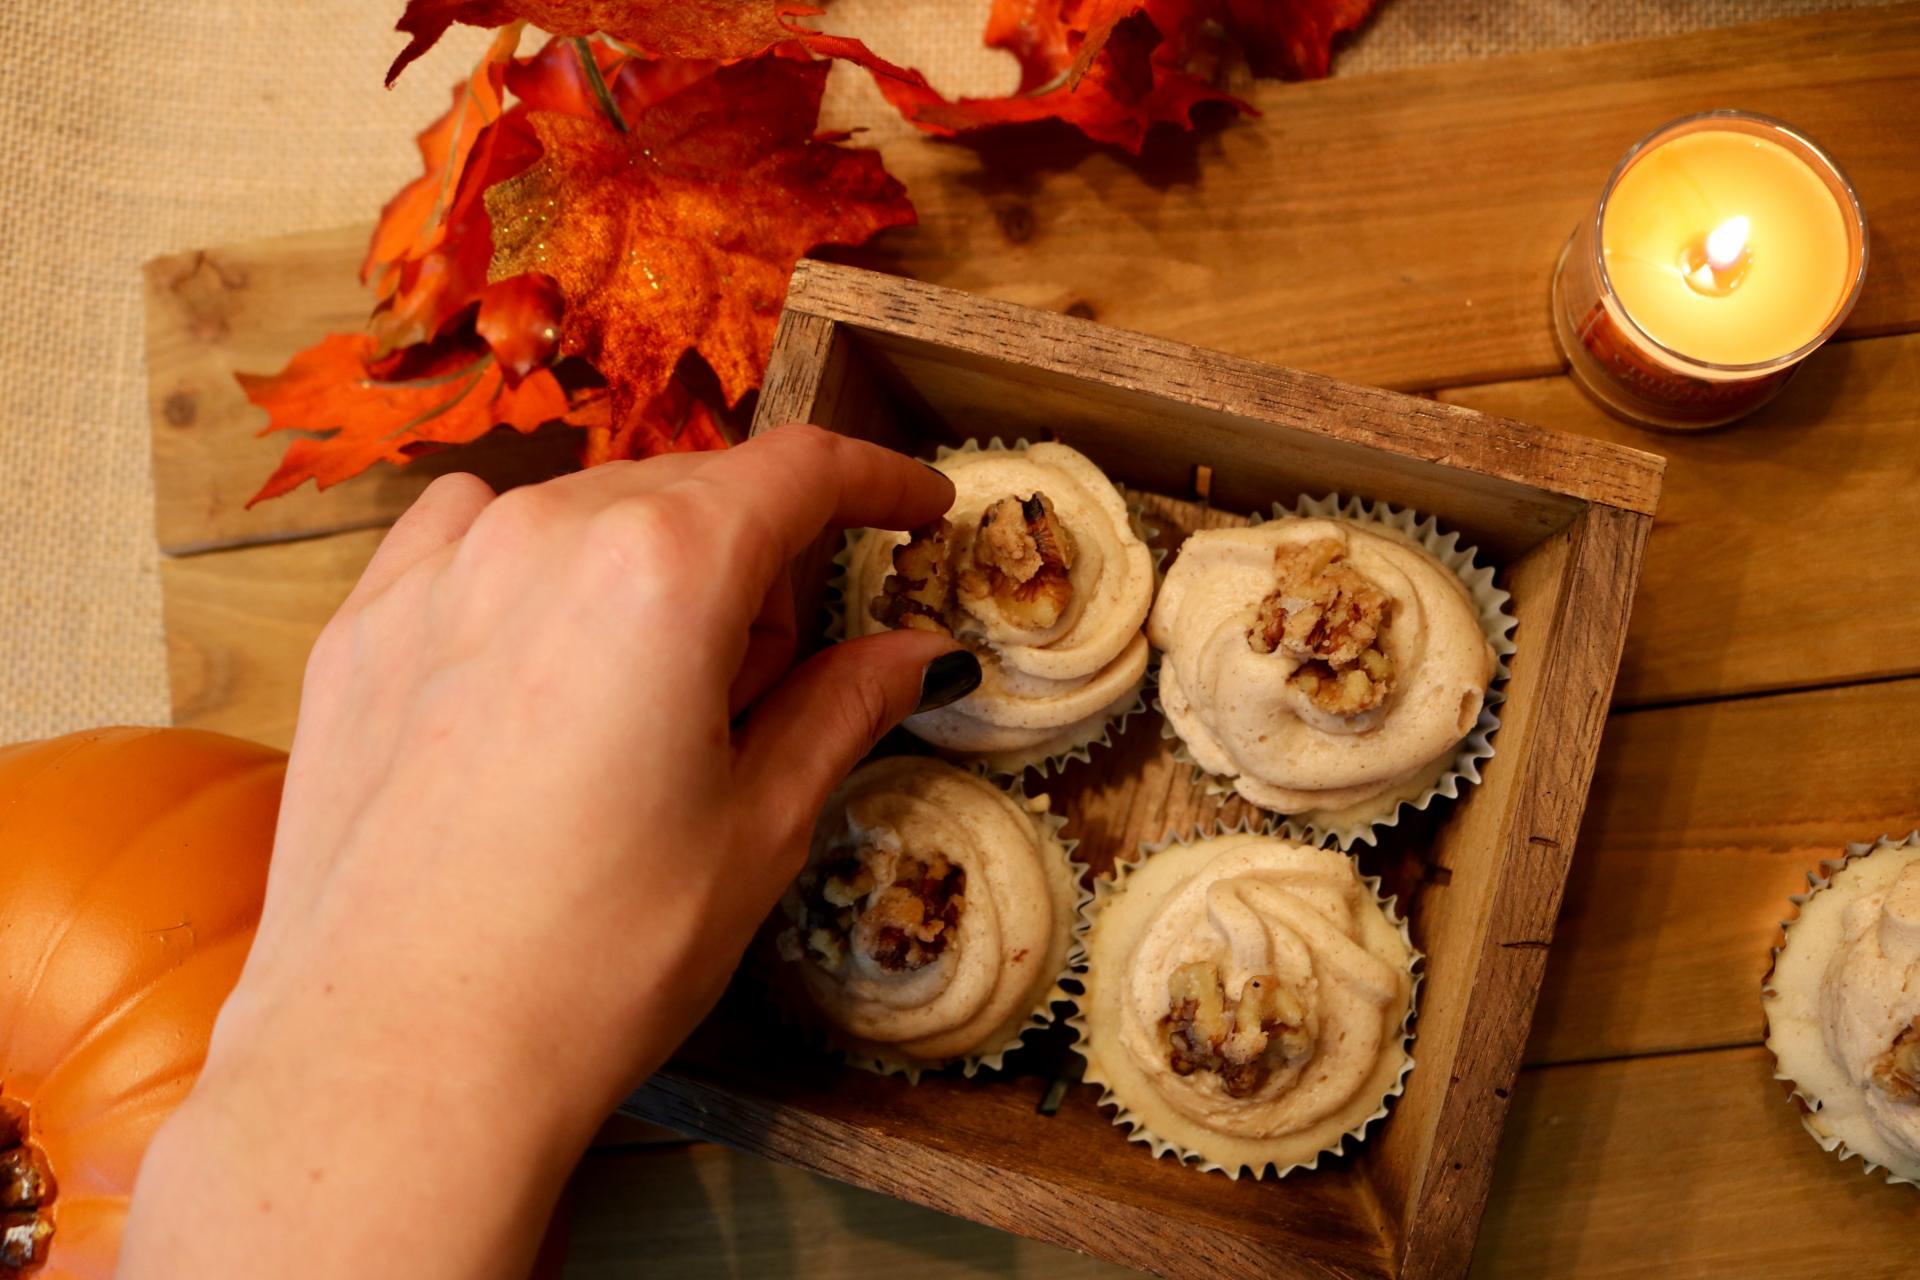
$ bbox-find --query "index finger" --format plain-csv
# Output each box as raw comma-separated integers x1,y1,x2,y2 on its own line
712,421,952,539
689,422,953,595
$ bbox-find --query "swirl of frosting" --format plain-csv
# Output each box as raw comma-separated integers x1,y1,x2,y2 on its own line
773,757,1076,1067
1149,519,1494,817
845,443,1154,764
1080,834,1414,1172
1768,840,1920,1181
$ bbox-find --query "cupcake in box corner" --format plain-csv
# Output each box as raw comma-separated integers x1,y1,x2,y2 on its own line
1075,831,1418,1177
1150,499,1509,843
842,441,1155,776
1764,832,1920,1186
767,756,1082,1079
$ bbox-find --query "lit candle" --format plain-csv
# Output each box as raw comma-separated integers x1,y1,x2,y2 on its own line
1551,112,1867,430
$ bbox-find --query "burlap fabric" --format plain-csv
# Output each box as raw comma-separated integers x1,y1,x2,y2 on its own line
0,0,1883,743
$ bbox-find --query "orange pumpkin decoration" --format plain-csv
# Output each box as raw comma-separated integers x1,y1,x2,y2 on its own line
0,728,282,1279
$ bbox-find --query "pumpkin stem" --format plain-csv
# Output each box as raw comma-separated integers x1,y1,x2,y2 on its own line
0,1098,52,1274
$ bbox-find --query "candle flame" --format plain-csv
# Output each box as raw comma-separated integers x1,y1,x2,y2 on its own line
1705,215,1751,272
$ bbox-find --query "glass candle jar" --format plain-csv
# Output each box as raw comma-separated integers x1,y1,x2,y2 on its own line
1551,110,1868,431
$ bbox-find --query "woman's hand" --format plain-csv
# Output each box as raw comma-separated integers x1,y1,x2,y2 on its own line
121,424,978,1279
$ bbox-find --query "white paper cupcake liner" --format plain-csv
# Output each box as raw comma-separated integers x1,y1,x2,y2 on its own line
1067,820,1424,1178
759,773,1092,1084
1158,492,1517,850
1762,830,1920,1188
828,436,1163,782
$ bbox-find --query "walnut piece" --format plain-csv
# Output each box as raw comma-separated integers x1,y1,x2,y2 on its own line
0,1095,53,1272
961,493,1076,632
1249,537,1396,716
795,847,966,975
1163,962,1310,1098
871,520,956,635
1869,1019,1920,1104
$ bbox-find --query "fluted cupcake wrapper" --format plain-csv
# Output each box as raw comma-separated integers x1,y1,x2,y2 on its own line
828,436,1163,782
1762,830,1920,1188
1160,492,1517,851
1065,820,1424,1179
759,776,1092,1085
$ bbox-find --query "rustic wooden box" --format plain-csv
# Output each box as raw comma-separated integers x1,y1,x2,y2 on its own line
626,261,1663,1279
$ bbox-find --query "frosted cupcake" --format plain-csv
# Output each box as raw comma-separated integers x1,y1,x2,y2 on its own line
769,756,1081,1077
1150,516,1497,830
843,441,1154,774
1076,832,1418,1176
1765,833,1920,1185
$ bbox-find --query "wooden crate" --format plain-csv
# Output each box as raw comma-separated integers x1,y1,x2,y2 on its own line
624,261,1664,1280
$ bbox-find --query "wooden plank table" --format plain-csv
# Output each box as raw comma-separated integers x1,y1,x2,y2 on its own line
144,6,1920,1275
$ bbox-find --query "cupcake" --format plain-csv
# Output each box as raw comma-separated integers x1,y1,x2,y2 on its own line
1150,510,1498,834
1765,832,1920,1185
1076,831,1418,1176
842,441,1155,775
768,756,1081,1077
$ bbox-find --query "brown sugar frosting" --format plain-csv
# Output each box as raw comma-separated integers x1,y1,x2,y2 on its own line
1150,518,1495,819
844,442,1154,771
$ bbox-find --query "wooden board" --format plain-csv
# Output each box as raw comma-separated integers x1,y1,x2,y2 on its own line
143,236,580,555
1526,677,1920,1066
162,528,380,749
1476,1045,1920,1278
1441,333,1920,709
143,5,1920,555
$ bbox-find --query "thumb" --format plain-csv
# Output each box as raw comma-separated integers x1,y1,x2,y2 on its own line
734,631,982,827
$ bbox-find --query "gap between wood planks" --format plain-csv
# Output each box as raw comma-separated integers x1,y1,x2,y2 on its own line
1608,667,1920,718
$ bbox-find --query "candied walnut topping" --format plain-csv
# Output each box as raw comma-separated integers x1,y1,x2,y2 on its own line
1162,962,1311,1099
1869,1019,1920,1105
1249,537,1396,716
958,493,1076,632
0,1097,53,1274
791,846,966,975
871,519,957,635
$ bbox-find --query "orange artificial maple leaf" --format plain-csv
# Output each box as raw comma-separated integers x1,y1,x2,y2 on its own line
238,332,567,503
568,380,731,466
870,2,1245,153
1214,0,1377,79
865,0,1374,151
984,0,1138,89
386,0,913,85
483,55,914,430
365,25,520,297
363,33,771,364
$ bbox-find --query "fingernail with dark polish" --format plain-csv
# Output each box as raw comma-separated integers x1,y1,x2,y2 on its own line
915,650,982,714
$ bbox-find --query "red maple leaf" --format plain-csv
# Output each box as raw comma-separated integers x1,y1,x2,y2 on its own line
482,56,914,431
238,332,568,503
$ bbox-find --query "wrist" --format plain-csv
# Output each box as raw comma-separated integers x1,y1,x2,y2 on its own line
206,960,609,1152
126,979,595,1280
